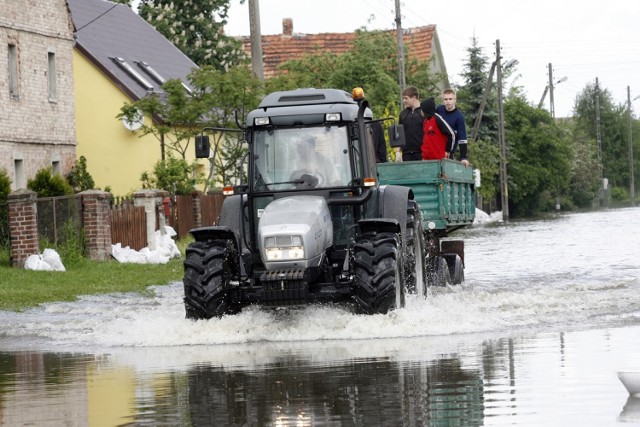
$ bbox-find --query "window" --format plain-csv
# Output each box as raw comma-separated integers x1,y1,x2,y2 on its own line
252,126,352,191
52,160,61,175
14,159,25,190
8,44,19,99
48,51,57,101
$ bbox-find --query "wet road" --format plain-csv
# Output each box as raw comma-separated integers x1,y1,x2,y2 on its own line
1,207,639,425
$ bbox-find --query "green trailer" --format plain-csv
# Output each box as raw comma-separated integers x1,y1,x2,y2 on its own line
378,159,477,286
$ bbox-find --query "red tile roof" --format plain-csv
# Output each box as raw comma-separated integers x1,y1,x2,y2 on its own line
239,19,437,79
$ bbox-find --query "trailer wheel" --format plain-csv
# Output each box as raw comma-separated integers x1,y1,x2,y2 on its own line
405,200,427,297
352,231,405,314
426,256,451,287
183,239,237,320
444,253,465,285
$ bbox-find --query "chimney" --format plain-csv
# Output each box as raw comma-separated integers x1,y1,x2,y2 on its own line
283,18,293,36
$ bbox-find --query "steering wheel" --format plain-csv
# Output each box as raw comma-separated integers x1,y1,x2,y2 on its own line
290,169,327,188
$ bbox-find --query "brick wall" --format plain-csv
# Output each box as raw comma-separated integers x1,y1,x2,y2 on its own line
7,189,39,268
81,190,112,261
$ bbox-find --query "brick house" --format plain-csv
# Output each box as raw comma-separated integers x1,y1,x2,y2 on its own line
240,18,450,90
0,0,77,190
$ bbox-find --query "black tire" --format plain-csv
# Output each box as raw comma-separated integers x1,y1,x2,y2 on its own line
443,253,465,285
352,231,405,314
426,255,451,287
405,200,427,297
183,239,237,320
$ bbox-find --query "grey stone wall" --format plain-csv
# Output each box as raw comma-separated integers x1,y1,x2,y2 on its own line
0,0,77,190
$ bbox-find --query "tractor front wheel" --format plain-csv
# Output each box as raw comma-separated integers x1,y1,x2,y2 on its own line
183,240,237,320
352,231,405,314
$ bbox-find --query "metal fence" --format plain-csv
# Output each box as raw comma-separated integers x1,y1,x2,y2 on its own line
36,195,83,247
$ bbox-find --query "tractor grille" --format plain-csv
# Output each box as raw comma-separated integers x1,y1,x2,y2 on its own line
259,269,309,305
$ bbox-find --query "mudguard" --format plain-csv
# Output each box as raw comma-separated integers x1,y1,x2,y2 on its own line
189,194,248,279
377,184,414,237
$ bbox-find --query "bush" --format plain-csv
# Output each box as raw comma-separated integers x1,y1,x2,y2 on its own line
39,219,85,267
27,168,74,197
66,156,95,193
0,169,10,200
0,169,11,256
140,154,200,195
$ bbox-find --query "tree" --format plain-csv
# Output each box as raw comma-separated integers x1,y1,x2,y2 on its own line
118,78,202,160
456,37,498,143
267,30,441,120
564,121,601,208
138,0,246,69
574,82,633,198
140,154,200,195
189,66,262,190
66,156,95,193
504,96,572,216
120,66,263,191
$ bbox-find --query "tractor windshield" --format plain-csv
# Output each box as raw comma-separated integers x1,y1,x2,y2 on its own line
252,126,352,191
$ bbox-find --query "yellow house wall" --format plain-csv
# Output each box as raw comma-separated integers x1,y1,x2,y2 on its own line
73,50,206,197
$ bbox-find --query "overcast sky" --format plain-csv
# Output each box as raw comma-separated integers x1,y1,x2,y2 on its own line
223,0,640,117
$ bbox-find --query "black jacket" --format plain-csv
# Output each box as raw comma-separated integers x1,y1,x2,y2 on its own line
399,107,423,153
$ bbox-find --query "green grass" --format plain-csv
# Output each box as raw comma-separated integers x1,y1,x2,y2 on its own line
0,258,184,312
0,236,192,312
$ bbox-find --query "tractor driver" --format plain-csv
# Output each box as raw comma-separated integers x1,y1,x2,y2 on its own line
290,135,340,188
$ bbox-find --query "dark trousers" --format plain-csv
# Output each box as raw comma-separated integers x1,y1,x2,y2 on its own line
402,151,422,161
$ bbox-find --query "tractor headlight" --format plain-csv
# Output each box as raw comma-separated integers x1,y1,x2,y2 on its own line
264,235,304,261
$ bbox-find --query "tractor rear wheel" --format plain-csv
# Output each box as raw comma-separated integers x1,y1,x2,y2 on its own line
352,231,405,314
405,200,427,297
183,239,237,320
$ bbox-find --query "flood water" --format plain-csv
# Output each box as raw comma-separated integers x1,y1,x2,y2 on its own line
1,207,640,426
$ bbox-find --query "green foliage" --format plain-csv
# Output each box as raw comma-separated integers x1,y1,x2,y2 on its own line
504,96,572,216
267,30,441,119
468,139,499,205
27,168,74,197
118,79,202,160
564,121,601,208
138,0,246,69
0,169,10,253
140,154,200,195
0,168,10,200
121,65,263,191
66,156,95,193
574,83,640,204
40,220,86,268
456,37,499,142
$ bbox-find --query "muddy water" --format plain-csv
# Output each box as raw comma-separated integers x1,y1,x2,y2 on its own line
1,207,639,426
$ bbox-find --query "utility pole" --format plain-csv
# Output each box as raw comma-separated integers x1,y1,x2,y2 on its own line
548,63,556,118
248,0,264,80
628,86,636,206
496,39,509,220
394,0,406,107
595,77,605,206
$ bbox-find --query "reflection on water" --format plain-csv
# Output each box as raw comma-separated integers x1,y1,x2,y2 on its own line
2,326,640,426
1,208,640,425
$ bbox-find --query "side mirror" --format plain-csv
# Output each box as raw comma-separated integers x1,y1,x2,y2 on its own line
387,124,406,148
195,135,210,158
